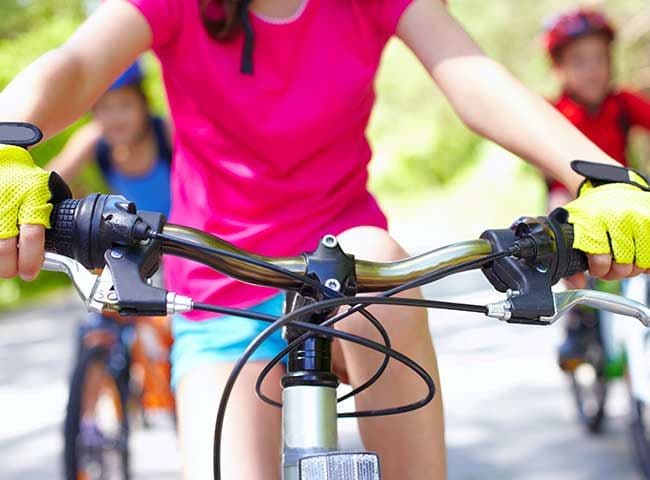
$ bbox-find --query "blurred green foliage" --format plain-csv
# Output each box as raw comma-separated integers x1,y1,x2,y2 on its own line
0,0,172,308
368,0,650,193
0,0,648,307
0,1,86,308
0,1,85,39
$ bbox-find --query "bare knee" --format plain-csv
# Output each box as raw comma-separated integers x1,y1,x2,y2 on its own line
337,226,409,263
335,227,428,344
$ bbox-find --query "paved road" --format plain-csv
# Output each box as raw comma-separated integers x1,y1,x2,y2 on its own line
0,297,181,480
429,280,641,480
0,279,644,479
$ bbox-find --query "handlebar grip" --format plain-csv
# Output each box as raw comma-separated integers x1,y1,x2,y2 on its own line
45,198,79,258
43,193,155,270
558,223,589,278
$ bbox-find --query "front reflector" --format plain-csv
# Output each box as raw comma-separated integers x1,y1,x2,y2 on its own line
298,452,380,480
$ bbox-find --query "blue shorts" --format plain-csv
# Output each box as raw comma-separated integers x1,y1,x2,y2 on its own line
170,294,286,389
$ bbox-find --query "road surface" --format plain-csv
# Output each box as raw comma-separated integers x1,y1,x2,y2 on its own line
0,277,644,479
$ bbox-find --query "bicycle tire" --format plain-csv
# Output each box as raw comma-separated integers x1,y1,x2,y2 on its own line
569,342,608,434
63,345,130,480
630,395,650,479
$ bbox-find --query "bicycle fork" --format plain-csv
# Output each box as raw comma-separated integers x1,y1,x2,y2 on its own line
281,293,380,480
281,340,380,480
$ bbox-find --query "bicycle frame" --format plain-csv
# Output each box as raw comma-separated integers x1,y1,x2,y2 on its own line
41,193,650,480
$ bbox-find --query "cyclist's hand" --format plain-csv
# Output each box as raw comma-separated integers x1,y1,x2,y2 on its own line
562,161,650,281
0,145,55,280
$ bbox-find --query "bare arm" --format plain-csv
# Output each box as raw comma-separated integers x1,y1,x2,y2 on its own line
0,0,153,281
0,0,152,139
396,0,618,194
47,122,102,182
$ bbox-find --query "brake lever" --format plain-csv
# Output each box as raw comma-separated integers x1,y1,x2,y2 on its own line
42,251,194,315
486,289,650,327
42,252,111,314
545,289,650,326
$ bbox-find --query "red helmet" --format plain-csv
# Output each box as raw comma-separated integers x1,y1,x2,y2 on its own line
543,8,616,60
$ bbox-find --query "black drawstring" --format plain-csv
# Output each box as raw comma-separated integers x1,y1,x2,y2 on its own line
240,0,255,75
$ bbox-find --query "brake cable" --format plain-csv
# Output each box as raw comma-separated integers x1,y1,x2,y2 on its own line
152,230,512,480
193,299,392,407
256,247,512,407
153,230,395,403
154,230,511,407
207,295,438,480
158,230,506,409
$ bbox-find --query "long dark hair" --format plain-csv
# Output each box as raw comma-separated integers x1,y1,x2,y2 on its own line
199,0,247,40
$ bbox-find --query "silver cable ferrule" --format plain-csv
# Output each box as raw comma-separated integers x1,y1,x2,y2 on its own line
166,292,194,314
486,300,512,321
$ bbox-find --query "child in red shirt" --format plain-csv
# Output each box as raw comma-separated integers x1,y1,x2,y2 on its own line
545,8,650,209
543,8,650,369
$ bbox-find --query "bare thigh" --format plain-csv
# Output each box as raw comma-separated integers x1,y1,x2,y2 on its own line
175,361,284,480
333,226,447,480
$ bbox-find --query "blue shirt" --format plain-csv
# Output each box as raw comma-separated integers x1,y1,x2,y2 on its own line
96,116,171,216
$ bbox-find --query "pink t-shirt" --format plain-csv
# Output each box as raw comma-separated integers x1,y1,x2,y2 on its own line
128,0,413,319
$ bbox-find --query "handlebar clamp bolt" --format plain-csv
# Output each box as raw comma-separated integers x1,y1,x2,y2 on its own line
110,250,124,259
107,292,118,302
325,278,341,292
321,235,338,249
536,263,549,274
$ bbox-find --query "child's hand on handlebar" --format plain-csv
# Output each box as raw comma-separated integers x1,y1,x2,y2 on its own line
0,145,57,281
561,161,650,281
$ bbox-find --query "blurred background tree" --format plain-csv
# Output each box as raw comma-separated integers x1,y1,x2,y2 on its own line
369,0,649,194
0,1,84,40
0,0,85,306
0,0,648,307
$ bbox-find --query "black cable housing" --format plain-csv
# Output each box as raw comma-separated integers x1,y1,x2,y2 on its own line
255,249,508,409
153,229,510,480
207,295,438,480
155,231,395,405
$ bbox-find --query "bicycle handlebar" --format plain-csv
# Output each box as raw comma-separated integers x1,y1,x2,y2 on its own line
44,194,587,290
161,223,494,293
43,192,602,322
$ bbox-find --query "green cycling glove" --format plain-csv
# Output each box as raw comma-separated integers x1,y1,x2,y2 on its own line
0,144,54,239
561,161,650,269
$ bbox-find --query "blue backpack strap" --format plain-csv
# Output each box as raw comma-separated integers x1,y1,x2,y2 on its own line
152,116,172,164
95,136,113,177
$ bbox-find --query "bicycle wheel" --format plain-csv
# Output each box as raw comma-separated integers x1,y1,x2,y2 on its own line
629,396,650,479
64,346,130,480
569,340,608,434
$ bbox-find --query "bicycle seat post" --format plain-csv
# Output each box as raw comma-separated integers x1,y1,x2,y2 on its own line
280,235,356,480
